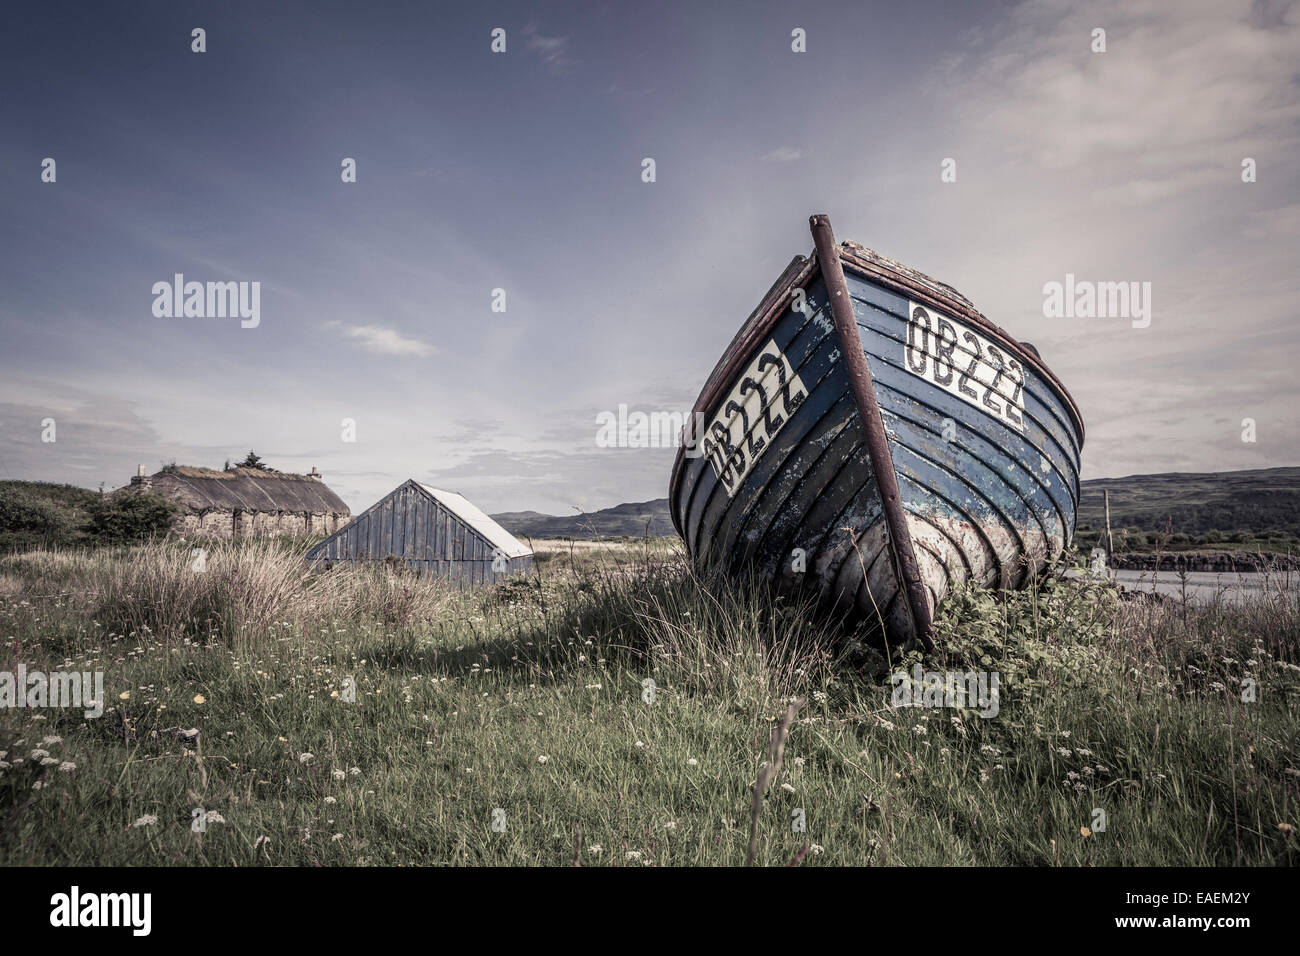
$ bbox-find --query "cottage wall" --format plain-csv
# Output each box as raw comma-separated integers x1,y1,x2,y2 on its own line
174,509,349,540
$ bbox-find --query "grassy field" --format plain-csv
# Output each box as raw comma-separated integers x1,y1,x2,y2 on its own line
0,538,1297,866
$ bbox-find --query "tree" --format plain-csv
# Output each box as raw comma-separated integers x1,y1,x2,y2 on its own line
235,451,275,471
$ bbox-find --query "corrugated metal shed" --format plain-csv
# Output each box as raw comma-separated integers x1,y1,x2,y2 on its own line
304,479,533,586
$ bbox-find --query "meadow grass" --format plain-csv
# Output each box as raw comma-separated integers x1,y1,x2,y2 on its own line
0,539,1296,866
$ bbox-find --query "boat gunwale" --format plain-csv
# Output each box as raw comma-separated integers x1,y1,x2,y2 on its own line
669,237,1086,533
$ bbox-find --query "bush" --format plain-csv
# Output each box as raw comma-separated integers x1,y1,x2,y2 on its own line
85,490,179,544
0,488,73,536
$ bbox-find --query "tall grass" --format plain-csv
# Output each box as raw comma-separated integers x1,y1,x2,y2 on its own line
0,541,452,644
0,539,1296,866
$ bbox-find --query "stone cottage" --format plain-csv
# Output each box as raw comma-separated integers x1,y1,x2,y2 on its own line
128,465,350,539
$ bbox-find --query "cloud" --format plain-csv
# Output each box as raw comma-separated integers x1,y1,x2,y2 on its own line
942,0,1300,198
524,26,572,71
324,321,436,357
761,146,805,163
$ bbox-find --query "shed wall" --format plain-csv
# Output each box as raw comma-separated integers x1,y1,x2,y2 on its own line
306,482,532,587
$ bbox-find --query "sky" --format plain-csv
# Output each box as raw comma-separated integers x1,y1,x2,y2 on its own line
1,0,1297,516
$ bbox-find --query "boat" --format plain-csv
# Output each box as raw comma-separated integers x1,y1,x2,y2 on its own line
668,215,1085,650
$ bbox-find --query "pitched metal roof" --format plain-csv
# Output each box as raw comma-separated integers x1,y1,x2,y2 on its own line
145,467,350,514
418,484,532,558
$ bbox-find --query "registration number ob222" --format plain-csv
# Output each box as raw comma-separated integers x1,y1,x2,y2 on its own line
903,302,1026,432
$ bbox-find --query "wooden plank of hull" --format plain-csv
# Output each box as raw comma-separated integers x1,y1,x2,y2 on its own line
670,216,1084,649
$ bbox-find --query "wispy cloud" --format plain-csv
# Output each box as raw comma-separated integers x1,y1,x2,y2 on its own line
523,25,572,72
324,322,436,357
761,146,805,163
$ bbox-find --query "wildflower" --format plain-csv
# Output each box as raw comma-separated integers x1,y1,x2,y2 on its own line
193,694,206,705
537,755,549,764
911,724,927,735
324,796,337,805
588,844,603,856
625,850,642,861
29,749,50,759
40,757,59,767
781,783,796,793
686,758,699,767
349,767,362,776
204,811,226,825
130,814,158,828
1057,748,1072,758
58,761,76,772
332,769,346,780
298,753,314,764
812,691,828,704
664,821,676,830
40,735,62,747
808,844,824,855
331,833,344,842
254,835,271,849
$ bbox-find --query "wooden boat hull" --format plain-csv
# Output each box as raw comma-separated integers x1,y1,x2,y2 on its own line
669,216,1085,648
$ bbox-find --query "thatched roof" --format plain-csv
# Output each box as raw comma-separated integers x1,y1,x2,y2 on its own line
143,467,350,514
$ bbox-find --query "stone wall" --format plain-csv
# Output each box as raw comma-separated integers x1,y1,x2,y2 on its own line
174,510,349,540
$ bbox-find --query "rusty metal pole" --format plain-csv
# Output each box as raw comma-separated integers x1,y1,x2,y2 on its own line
809,214,935,652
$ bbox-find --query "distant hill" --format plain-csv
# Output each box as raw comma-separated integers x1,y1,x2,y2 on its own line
1076,467,1300,537
492,499,675,540
493,467,1300,547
